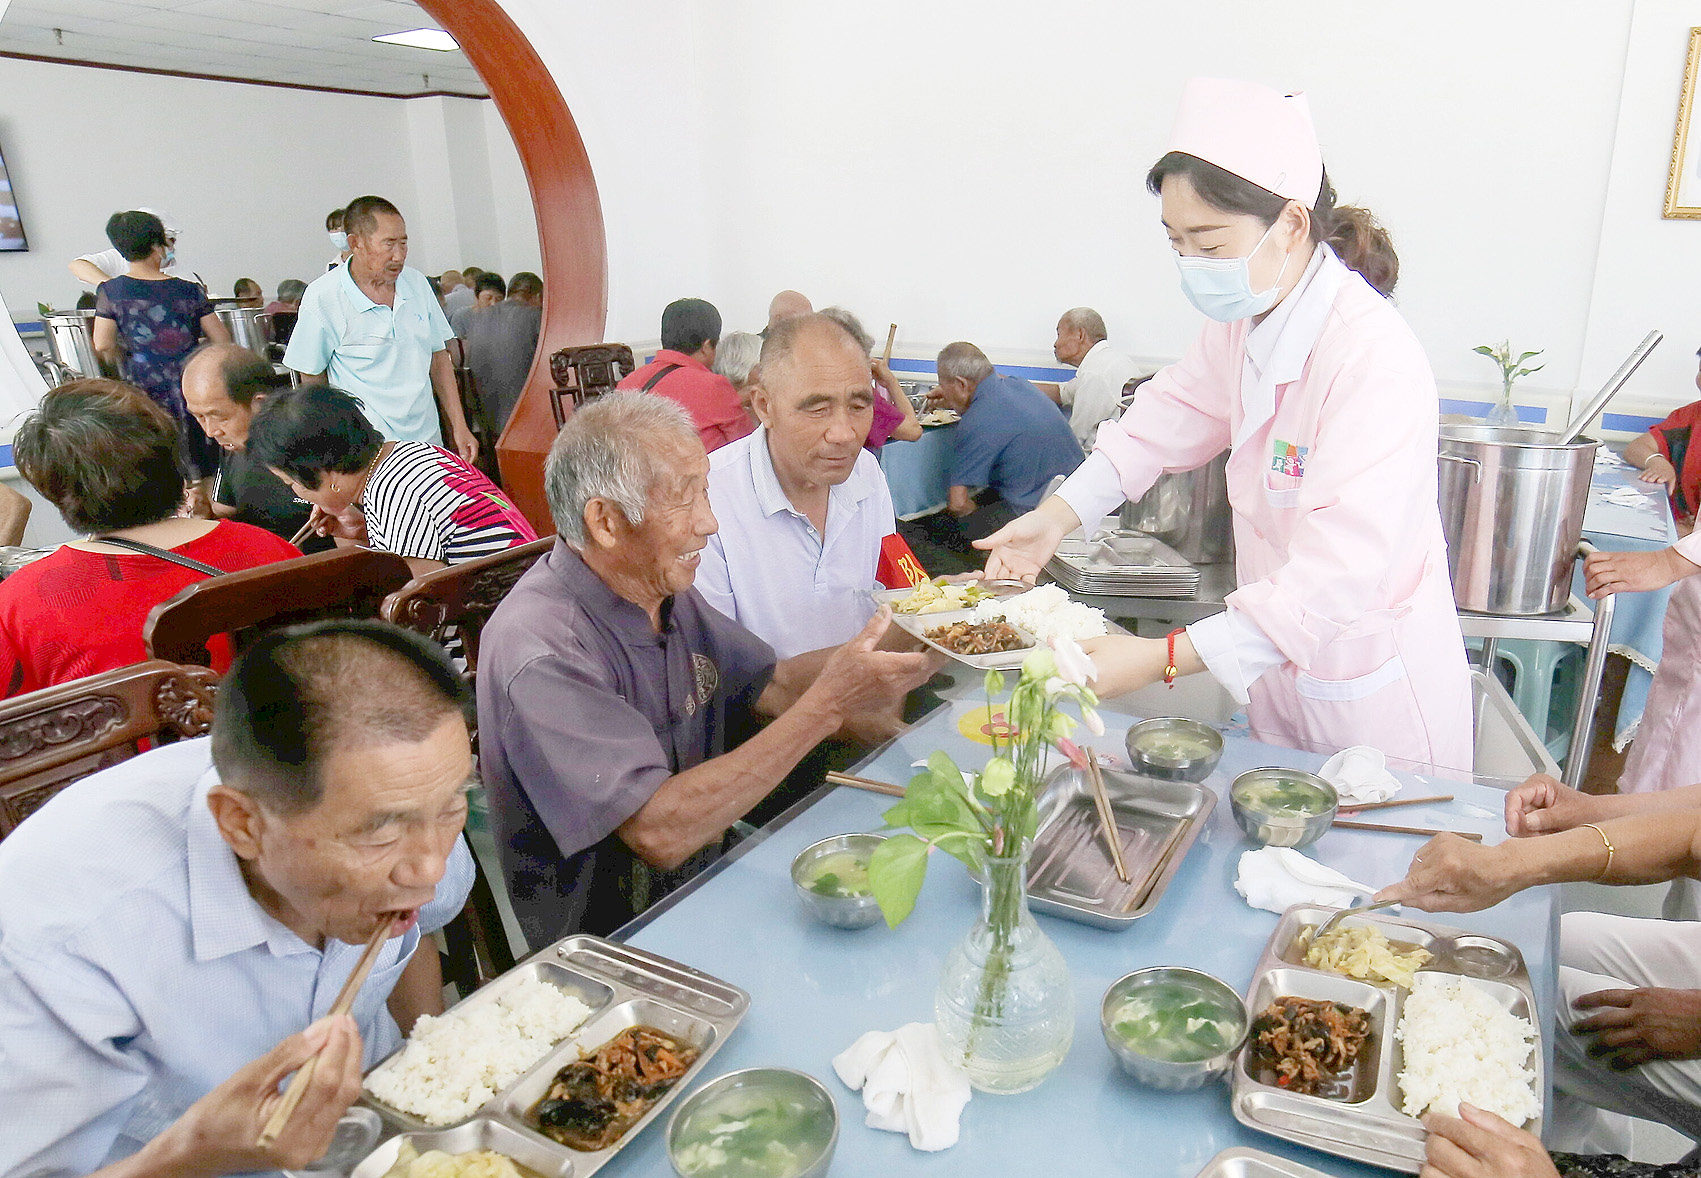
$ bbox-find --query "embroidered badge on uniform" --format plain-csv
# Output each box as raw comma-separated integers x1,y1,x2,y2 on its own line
691,653,719,711
1270,439,1309,478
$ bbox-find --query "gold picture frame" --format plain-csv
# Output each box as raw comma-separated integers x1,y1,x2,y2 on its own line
1666,27,1701,218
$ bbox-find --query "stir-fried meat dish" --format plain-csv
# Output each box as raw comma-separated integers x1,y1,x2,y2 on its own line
1248,996,1372,1096
533,1025,699,1151
925,620,1027,655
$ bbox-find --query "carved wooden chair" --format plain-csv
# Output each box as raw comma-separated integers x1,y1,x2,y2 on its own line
144,547,414,667
0,660,216,841
380,538,553,689
548,343,635,426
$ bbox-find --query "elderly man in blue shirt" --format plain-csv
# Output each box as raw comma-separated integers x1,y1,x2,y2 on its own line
696,313,899,659
284,195,478,464
0,621,476,1177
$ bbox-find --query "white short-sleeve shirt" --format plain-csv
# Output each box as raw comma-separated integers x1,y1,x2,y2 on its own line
1060,339,1143,447
697,427,896,659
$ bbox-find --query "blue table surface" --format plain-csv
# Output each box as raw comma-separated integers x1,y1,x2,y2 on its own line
880,425,956,520
609,701,1558,1177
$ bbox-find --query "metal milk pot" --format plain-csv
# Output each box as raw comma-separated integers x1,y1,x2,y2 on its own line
1437,425,1598,615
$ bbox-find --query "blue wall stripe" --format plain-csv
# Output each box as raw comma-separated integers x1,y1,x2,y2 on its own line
1438,398,1548,424
887,356,1075,382
1602,412,1661,434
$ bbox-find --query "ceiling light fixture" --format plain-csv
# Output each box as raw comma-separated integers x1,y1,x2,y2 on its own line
372,28,458,52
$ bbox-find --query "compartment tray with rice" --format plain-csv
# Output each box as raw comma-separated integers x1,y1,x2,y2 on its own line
1231,904,1543,1174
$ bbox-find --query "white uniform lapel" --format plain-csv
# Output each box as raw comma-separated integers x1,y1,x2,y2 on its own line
1234,245,1347,451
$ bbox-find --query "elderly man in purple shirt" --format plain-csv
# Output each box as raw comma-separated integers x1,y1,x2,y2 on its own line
478,393,936,946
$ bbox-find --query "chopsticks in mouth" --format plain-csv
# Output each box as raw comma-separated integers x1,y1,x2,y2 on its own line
256,913,398,1148
1331,818,1483,843
824,771,906,797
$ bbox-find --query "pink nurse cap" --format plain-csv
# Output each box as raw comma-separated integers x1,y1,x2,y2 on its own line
1165,77,1323,206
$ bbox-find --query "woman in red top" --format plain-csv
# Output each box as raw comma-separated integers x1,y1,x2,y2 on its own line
1,379,299,696
1624,347,1701,529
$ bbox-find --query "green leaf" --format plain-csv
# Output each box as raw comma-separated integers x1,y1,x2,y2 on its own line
869,833,930,927
927,750,966,794
933,832,983,871
979,756,1016,798
1472,345,1497,357
983,667,1006,697
1515,350,1543,364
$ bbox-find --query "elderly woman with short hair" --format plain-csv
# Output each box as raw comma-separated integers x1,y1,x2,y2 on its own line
711,330,763,425
245,384,536,575
0,379,299,694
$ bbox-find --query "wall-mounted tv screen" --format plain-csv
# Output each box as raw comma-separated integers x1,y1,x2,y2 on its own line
0,142,26,252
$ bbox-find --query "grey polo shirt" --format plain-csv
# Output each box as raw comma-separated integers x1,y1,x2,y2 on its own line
478,539,775,946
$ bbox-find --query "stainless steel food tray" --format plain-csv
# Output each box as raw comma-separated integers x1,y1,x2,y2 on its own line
1021,764,1216,929
1193,1146,1338,1178
1230,904,1543,1174
1047,529,1202,597
351,935,749,1178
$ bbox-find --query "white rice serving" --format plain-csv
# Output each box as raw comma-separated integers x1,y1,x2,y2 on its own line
972,585,1107,644
1396,973,1539,1125
365,974,594,1125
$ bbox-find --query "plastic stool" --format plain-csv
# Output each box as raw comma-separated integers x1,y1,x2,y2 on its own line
1466,637,1582,756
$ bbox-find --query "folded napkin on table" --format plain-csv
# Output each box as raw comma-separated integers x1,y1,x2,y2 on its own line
1318,745,1400,804
832,1022,970,1151
1234,847,1374,915
1600,485,1656,508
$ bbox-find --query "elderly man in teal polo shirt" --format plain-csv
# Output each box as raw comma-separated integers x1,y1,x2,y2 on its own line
284,195,478,463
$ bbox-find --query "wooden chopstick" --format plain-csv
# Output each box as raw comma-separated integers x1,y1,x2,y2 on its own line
1338,794,1455,814
1086,759,1131,883
882,323,897,365
825,771,905,798
287,519,315,548
256,914,397,1148
1331,818,1483,843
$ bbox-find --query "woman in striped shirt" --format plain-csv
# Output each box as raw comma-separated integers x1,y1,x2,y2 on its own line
247,385,536,574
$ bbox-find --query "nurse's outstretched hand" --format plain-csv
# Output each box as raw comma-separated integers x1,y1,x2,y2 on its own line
976,497,1082,582
1373,834,1519,914
1584,546,1700,598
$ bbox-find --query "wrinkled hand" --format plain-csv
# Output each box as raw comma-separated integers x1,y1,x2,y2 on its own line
1504,773,1599,837
974,501,1074,582
809,609,940,738
182,484,213,519
1584,546,1697,598
1572,987,1701,1068
451,420,480,465
146,1015,364,1177
1373,834,1517,913
1639,454,1678,492
309,504,368,545
1420,1104,1559,1178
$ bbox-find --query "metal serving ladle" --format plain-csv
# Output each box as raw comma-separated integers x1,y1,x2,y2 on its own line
1312,896,1401,941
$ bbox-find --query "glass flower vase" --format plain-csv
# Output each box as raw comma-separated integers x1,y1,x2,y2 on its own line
933,841,1073,1093
1485,390,1520,427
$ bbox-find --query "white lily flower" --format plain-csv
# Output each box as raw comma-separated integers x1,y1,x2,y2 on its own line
1081,705,1105,737
1050,635,1096,689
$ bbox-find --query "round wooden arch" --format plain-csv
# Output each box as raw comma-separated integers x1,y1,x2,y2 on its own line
416,0,605,528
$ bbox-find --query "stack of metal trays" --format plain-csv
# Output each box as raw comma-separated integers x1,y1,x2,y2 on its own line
1045,529,1202,597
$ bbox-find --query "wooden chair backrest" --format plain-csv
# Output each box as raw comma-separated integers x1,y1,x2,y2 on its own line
144,547,414,667
0,660,216,841
381,538,553,680
548,343,636,427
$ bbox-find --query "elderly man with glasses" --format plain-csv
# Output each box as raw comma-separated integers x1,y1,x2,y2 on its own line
479,393,937,947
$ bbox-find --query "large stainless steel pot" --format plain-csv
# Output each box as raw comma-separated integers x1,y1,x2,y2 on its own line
214,305,270,356
43,310,102,378
1119,451,1235,564
1438,425,1598,615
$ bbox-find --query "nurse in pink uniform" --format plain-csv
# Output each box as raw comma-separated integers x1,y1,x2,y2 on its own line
981,78,1474,776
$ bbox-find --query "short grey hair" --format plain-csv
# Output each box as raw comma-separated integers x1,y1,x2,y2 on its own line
545,393,700,547
937,341,993,388
759,313,868,382
818,306,874,354
1060,307,1108,343
712,331,762,387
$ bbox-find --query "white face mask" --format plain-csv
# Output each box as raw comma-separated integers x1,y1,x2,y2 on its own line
328,230,349,251
1174,218,1293,322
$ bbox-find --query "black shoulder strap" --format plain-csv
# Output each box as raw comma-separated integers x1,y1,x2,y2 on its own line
92,535,225,577
640,362,685,393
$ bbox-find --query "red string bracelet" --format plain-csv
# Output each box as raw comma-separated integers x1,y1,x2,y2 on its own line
1164,627,1183,688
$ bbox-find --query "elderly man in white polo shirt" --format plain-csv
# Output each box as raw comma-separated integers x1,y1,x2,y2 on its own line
283,195,478,463
1045,306,1142,447
697,313,897,658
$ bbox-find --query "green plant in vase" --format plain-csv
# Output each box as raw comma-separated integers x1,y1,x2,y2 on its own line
1473,339,1544,427
866,640,1102,1093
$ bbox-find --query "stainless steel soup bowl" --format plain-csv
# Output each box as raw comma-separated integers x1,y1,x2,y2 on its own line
1125,716,1224,783
666,1067,838,1178
1229,767,1339,850
791,833,887,929
1100,966,1248,1091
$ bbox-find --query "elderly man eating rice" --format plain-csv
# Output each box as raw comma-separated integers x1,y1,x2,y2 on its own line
0,621,476,1177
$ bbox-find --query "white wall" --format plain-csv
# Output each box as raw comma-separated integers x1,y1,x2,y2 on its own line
0,57,540,312
496,0,1701,432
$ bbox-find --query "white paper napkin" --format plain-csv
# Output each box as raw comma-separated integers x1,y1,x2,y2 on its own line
1601,485,1655,507
1318,745,1400,804
1234,847,1375,914
832,1022,971,1152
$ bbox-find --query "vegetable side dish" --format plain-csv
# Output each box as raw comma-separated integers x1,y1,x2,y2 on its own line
380,1143,529,1178
1298,924,1433,989
924,620,1027,655
893,579,991,614
1247,997,1373,1097
533,1026,700,1151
